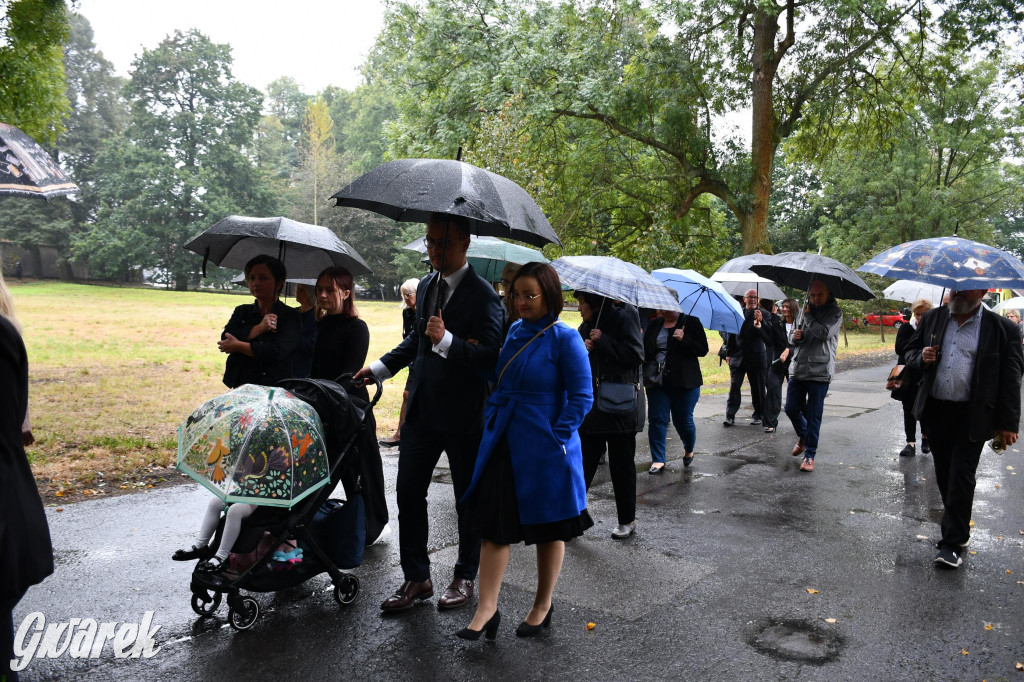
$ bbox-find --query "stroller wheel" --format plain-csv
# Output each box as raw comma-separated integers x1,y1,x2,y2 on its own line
191,590,222,617
228,597,260,631
333,575,359,606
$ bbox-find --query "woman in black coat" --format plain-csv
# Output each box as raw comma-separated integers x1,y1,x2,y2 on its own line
643,310,708,472
309,266,370,390
219,255,300,388
894,299,932,457
577,292,644,539
1,276,52,682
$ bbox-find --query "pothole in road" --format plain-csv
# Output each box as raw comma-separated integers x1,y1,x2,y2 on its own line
747,619,843,664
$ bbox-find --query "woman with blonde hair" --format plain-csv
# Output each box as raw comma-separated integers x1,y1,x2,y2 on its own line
380,278,421,448
894,298,933,456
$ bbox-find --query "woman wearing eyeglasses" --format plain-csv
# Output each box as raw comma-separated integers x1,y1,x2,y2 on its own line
457,262,593,641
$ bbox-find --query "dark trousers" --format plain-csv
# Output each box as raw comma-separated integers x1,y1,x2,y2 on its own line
921,398,984,549
727,363,766,420
581,432,637,525
901,396,927,443
763,367,786,428
396,422,482,582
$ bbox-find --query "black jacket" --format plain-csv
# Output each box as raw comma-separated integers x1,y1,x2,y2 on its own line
643,314,708,390
725,307,772,369
580,304,644,434
379,266,503,433
905,305,1023,441
0,317,53,602
222,299,301,388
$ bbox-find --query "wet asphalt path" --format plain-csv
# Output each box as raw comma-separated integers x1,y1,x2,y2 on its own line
14,361,1024,680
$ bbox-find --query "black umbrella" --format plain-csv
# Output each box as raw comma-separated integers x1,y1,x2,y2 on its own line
750,252,875,301
0,122,78,199
185,215,371,279
330,158,560,247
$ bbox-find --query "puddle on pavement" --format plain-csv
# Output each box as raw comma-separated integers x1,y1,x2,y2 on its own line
747,618,843,664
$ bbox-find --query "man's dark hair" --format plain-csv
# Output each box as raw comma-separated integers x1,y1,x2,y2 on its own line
428,212,471,240
244,254,287,295
514,262,563,320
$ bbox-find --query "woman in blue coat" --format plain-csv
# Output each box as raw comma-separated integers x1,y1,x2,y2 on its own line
457,262,593,641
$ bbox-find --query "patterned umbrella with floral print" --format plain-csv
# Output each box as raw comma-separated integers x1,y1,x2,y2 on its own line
177,384,330,508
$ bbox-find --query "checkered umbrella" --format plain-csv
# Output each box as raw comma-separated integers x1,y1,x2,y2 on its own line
551,256,681,312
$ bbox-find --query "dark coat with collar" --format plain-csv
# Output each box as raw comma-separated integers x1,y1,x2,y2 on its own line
222,299,301,388
726,307,772,369
379,266,503,433
0,317,53,603
905,305,1023,441
643,314,708,390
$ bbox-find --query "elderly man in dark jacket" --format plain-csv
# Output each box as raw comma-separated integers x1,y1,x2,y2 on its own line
723,289,772,427
785,281,842,473
904,288,1023,569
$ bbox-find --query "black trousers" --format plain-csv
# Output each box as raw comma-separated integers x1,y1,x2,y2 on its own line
900,395,927,443
763,368,786,428
921,398,984,549
727,363,766,420
581,432,637,525
395,422,482,582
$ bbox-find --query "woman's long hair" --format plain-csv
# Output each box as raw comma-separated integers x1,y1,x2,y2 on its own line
0,270,22,334
317,266,358,318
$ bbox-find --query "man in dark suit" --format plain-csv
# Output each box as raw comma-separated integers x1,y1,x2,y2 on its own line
356,214,503,611
723,289,770,426
904,288,1023,569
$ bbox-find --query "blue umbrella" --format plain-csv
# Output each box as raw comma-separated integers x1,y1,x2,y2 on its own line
858,237,1024,290
652,268,745,333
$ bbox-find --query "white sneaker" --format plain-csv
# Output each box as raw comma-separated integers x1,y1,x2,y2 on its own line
611,522,635,539
371,523,392,546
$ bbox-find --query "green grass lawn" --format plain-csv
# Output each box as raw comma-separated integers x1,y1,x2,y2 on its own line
9,280,893,498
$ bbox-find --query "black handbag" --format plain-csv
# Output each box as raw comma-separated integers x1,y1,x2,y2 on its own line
642,360,664,388
596,380,639,414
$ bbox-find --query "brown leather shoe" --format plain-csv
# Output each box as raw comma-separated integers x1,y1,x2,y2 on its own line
380,579,433,612
792,439,805,456
437,578,474,610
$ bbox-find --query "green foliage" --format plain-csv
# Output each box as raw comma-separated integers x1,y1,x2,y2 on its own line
81,30,277,289
0,0,70,143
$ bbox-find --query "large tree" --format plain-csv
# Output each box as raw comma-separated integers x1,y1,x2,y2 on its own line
369,0,1020,260
80,30,276,289
0,0,71,142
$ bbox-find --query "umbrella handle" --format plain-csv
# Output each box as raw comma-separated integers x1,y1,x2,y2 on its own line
201,247,209,278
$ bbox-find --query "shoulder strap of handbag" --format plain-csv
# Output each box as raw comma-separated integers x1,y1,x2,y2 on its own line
496,320,558,388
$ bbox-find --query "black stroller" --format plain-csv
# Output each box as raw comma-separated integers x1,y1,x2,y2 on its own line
186,376,385,631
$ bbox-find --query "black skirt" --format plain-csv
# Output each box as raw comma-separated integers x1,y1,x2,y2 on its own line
472,434,593,545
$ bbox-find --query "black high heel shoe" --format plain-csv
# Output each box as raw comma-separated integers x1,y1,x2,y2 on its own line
515,603,553,638
455,610,501,641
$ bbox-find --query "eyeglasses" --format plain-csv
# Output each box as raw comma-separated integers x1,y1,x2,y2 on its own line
511,292,542,302
423,235,465,249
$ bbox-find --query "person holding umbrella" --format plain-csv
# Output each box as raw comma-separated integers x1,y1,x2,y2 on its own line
903,288,1023,568
354,214,503,612
785,281,843,472
722,290,772,427
219,255,300,389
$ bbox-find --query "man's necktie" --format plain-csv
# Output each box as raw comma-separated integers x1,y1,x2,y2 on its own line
435,276,449,314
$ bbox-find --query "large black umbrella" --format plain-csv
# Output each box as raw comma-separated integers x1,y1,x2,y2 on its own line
330,158,560,247
750,252,875,301
0,122,78,199
185,215,371,279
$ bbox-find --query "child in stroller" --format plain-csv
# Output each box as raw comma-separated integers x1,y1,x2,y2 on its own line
175,376,387,630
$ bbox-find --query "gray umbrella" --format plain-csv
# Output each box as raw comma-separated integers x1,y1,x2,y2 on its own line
750,252,874,300
330,158,560,247
185,215,371,279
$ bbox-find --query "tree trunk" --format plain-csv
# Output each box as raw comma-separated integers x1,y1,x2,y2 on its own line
746,7,782,255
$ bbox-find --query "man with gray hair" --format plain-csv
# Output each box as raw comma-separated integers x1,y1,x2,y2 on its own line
904,288,1023,568
785,280,842,472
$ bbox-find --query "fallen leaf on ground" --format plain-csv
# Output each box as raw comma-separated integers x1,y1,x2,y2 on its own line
970,551,978,555
824,618,837,624
54,491,63,497
585,622,596,631
1015,662,1024,671
55,508,63,512
985,624,994,630
970,520,976,527
1008,570,1014,574
916,535,929,540
806,588,819,594
961,649,969,655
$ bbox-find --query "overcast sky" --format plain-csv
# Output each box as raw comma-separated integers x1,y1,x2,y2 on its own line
75,0,387,94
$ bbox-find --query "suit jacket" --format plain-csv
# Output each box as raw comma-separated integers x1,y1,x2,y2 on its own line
379,266,502,433
726,307,771,369
643,314,708,390
905,305,1023,441
0,317,53,602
